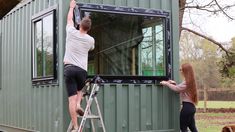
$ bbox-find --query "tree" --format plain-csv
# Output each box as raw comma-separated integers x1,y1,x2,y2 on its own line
180,32,221,89
218,37,235,78
180,31,202,61
179,0,235,77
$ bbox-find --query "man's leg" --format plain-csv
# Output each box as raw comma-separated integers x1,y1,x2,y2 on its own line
76,90,84,116
76,69,87,116
64,67,79,130
77,90,83,108
68,95,78,129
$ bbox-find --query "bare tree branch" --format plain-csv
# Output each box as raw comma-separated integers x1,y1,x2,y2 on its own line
183,4,235,12
179,0,187,35
181,0,235,20
214,0,234,20
181,0,214,10
187,9,205,32
186,0,195,5
181,27,233,55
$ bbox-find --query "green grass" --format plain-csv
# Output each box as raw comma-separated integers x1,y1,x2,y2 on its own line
197,101,235,108
196,112,235,132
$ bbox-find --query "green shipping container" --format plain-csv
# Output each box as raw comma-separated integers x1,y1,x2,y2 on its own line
0,0,180,131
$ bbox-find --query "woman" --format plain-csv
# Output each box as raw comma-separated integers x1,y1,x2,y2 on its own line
160,63,198,132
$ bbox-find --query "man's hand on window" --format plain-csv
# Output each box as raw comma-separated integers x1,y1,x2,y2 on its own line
70,0,76,9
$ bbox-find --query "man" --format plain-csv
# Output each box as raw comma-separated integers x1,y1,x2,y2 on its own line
64,0,95,131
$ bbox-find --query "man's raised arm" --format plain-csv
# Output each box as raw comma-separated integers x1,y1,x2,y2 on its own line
67,0,76,26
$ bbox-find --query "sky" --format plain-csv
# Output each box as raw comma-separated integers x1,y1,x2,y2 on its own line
204,15,235,42
183,0,235,43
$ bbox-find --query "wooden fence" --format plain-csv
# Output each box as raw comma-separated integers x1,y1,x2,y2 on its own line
198,87,235,112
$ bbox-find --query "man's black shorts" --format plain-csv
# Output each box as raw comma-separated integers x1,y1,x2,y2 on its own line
64,64,87,97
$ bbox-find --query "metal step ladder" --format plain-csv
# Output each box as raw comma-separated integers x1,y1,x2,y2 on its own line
67,76,106,132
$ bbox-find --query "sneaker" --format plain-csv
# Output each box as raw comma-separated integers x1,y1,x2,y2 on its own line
70,126,79,132
71,128,78,132
76,107,84,116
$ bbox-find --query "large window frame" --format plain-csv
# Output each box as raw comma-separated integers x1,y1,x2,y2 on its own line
31,7,57,83
78,3,172,83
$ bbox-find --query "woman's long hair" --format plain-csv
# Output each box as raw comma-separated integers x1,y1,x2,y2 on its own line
181,63,198,105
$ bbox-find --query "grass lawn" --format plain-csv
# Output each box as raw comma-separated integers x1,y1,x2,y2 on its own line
197,101,235,108
196,112,235,132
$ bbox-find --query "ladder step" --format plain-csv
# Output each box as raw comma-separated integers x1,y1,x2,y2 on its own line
78,115,100,119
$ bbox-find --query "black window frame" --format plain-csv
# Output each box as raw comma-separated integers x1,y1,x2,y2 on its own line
31,6,57,83
78,3,172,83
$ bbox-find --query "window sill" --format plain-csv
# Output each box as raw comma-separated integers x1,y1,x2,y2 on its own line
32,77,58,86
87,75,169,84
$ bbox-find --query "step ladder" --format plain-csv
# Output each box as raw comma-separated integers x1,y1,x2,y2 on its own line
67,76,106,132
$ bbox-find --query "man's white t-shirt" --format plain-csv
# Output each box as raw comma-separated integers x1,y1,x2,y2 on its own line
63,25,95,71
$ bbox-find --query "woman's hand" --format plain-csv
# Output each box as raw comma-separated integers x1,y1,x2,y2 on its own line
160,81,168,85
168,80,176,85
160,80,176,86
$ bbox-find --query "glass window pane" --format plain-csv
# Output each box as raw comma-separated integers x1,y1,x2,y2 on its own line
88,60,95,75
35,20,43,77
43,14,54,76
155,23,165,76
86,11,166,76
140,27,153,76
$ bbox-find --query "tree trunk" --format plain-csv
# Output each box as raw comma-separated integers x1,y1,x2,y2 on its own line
179,0,186,36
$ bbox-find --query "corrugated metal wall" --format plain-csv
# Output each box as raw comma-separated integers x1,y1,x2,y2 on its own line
80,84,178,132
0,0,179,131
61,1,180,132
0,0,64,132
59,0,180,132
0,20,1,132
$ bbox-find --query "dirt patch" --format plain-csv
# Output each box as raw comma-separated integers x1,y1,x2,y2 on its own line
197,108,235,113
196,114,231,120
196,112,235,131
